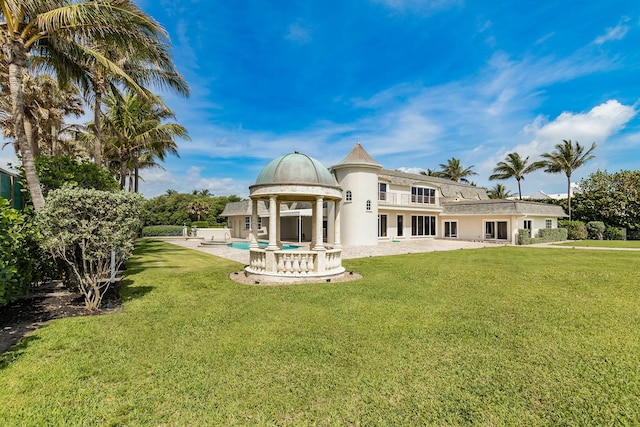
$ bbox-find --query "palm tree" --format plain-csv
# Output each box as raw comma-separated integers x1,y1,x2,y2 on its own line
538,140,597,220
489,152,542,200
78,41,189,165
0,0,174,210
100,91,189,192
420,168,437,177
435,157,478,183
487,183,514,199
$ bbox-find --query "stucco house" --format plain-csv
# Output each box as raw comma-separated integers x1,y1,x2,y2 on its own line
222,143,566,246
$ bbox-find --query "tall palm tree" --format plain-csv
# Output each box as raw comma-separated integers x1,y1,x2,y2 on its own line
0,0,173,210
100,91,189,192
487,183,514,199
538,139,597,220
489,152,542,200
78,40,189,165
435,157,477,183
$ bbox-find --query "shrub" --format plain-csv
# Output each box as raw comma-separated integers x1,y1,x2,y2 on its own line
39,187,142,310
558,220,587,240
627,229,640,241
603,226,626,240
191,221,210,228
0,201,55,306
518,227,568,245
142,225,185,237
586,221,605,240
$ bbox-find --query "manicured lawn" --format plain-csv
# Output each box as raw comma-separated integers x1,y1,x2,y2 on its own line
555,239,640,249
1,240,639,425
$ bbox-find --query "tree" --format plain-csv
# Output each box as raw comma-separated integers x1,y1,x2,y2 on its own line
39,186,142,310
100,91,189,191
489,152,542,199
187,201,209,222
571,170,640,232
435,158,477,183
0,0,175,210
487,183,514,199
538,140,597,220
419,169,437,177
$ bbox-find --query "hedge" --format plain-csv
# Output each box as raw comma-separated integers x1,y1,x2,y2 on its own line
142,225,185,237
517,227,568,245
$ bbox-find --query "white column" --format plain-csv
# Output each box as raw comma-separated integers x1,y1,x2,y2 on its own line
334,200,342,249
267,195,278,249
250,199,259,248
326,201,335,246
313,196,324,250
276,200,281,247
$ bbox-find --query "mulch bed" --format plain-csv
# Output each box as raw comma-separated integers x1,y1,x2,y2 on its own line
0,281,122,355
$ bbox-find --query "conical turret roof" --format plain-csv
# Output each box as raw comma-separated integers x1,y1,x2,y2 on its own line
331,143,381,169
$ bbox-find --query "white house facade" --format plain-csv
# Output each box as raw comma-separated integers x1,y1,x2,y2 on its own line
222,143,566,247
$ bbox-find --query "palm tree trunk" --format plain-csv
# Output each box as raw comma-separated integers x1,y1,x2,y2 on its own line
4,41,45,211
93,89,103,165
517,179,522,200
567,175,572,220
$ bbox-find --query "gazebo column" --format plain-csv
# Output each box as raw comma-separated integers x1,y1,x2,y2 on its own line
333,200,342,249
276,201,282,247
249,198,259,248
326,201,335,246
313,196,326,273
264,195,278,273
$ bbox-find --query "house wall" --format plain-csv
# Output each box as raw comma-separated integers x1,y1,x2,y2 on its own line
334,167,379,247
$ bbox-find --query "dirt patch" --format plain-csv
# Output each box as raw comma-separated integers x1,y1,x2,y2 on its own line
0,281,122,355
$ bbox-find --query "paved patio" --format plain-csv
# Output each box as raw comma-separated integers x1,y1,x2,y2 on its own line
159,237,502,265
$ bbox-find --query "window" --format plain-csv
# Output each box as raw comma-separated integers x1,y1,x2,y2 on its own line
378,214,388,237
444,221,457,238
378,182,387,201
524,220,532,230
485,221,508,240
366,200,371,211
397,215,404,237
345,190,352,202
244,217,262,230
411,215,436,236
411,186,436,204
545,219,553,229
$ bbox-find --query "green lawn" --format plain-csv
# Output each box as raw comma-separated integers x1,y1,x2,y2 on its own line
1,240,639,426
555,239,640,249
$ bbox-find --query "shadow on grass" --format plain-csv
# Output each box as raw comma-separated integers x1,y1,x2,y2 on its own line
0,334,41,370
120,279,154,303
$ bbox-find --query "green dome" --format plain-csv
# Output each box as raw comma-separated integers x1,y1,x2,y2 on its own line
255,151,337,186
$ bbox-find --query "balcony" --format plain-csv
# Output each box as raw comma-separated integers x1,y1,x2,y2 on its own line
378,192,439,207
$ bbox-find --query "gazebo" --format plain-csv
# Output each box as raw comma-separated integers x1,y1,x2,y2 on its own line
246,151,345,280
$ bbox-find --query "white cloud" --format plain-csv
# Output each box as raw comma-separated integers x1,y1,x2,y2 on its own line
285,21,312,44
139,167,251,198
594,18,631,45
373,0,462,14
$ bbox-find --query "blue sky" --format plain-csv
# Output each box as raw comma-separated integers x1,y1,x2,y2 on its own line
3,0,640,198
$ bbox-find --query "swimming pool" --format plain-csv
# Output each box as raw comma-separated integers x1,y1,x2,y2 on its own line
227,241,300,250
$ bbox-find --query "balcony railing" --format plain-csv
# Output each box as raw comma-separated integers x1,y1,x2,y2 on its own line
378,192,438,206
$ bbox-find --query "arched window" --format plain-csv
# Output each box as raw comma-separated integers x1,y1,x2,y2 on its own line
366,199,371,211
345,190,352,202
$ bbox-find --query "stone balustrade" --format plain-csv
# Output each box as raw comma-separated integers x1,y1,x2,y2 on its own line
247,248,344,277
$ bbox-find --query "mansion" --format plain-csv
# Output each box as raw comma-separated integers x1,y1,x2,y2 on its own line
222,143,565,247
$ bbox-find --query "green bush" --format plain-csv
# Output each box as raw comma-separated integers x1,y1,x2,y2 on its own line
191,221,209,228
558,220,587,240
627,229,640,241
39,187,142,310
141,225,185,237
586,221,606,240
518,227,568,245
603,225,626,240
0,201,55,306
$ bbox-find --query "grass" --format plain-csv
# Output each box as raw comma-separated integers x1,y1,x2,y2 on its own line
555,239,640,248
1,240,639,425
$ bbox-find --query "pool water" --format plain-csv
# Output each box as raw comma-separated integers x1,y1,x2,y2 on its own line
227,241,300,250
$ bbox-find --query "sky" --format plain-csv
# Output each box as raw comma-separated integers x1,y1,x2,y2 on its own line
2,0,640,199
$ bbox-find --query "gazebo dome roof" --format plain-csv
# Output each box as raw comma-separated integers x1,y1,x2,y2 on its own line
254,151,337,187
